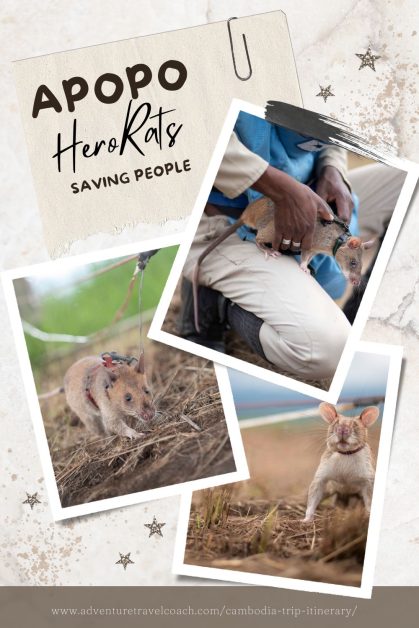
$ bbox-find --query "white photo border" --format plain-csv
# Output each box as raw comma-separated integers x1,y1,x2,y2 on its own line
1,234,249,521
148,98,419,403
172,341,403,599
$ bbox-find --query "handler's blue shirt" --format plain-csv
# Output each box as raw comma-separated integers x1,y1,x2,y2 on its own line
209,112,359,300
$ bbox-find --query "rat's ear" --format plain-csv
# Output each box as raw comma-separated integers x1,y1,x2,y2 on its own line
347,236,362,249
362,239,375,250
135,352,145,374
318,402,337,423
359,406,380,427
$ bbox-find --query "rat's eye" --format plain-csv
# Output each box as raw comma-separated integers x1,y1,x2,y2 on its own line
143,388,151,395
125,393,133,402
350,259,357,268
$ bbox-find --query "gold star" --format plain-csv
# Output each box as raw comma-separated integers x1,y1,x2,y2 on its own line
116,552,134,570
22,492,41,510
316,85,335,103
144,516,166,538
356,46,380,71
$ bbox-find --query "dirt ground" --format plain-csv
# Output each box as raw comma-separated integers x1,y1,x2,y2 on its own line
37,326,236,508
185,416,381,587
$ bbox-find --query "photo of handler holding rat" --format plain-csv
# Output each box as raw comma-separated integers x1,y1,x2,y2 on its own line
176,112,405,385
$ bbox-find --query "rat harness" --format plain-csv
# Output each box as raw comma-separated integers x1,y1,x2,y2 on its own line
83,250,158,409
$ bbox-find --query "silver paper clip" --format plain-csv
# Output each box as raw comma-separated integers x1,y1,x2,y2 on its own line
227,17,253,81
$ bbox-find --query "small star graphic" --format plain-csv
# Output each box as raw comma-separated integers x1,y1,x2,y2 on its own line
356,46,380,71
144,516,166,538
116,553,134,570
316,85,335,103
22,492,41,510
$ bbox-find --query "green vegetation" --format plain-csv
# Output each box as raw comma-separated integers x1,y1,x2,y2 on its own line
15,246,178,369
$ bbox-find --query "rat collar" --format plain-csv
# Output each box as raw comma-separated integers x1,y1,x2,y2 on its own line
337,444,366,455
321,216,352,257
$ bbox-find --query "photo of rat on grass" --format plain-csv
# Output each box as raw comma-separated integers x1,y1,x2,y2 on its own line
14,247,238,512
302,402,379,523
64,351,155,440
181,353,390,590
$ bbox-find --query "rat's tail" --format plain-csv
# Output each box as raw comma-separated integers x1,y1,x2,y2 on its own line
192,264,202,334
192,221,242,333
38,386,64,401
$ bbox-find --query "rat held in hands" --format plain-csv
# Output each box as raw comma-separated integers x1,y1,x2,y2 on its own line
192,196,375,332
302,402,380,523
64,352,155,439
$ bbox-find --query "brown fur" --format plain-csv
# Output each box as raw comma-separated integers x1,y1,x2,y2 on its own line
64,355,155,439
193,197,374,331
302,403,380,522
227,197,374,282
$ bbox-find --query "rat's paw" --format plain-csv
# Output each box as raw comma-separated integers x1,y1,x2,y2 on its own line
122,428,144,440
301,516,313,524
256,241,281,260
299,265,311,275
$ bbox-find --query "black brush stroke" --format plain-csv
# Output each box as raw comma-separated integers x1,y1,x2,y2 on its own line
265,100,399,166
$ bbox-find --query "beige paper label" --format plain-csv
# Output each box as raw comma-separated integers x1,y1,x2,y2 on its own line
14,12,301,256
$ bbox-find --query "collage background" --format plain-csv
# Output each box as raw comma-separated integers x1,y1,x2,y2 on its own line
1,0,419,585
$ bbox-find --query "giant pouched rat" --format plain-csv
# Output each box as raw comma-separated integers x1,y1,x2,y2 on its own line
63,352,155,439
302,402,380,523
192,196,375,332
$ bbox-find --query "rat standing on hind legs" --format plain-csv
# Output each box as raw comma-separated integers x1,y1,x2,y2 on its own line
302,402,379,523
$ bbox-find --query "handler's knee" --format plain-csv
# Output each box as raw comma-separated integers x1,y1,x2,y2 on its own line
260,313,350,380
308,317,350,379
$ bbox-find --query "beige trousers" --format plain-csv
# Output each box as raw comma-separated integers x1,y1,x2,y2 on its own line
183,163,406,379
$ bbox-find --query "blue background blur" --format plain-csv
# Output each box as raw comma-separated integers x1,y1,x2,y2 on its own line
229,352,389,421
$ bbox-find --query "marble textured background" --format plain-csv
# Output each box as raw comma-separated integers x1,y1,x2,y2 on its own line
1,0,419,585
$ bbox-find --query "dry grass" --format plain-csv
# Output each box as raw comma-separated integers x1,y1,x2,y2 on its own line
39,328,235,508
186,489,368,586
162,286,330,391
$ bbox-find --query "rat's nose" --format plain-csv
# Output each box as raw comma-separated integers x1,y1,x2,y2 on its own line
142,405,156,421
336,424,351,439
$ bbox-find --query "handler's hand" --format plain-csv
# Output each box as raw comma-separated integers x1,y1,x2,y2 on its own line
315,165,354,224
252,165,333,251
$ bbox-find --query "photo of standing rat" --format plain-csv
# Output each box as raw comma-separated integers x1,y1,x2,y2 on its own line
64,351,155,439
192,196,374,332
302,402,379,523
